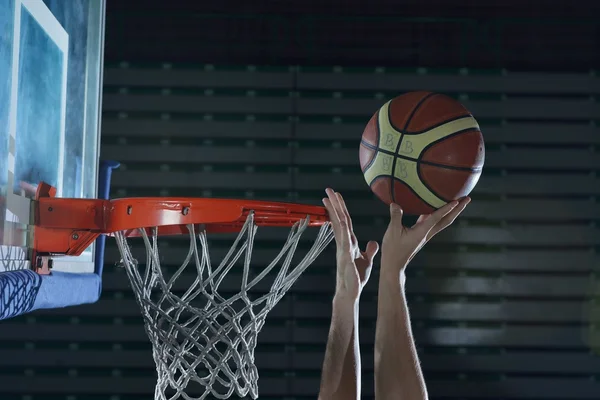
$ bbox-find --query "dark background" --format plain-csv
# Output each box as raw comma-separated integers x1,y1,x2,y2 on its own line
1,0,600,399
104,0,600,70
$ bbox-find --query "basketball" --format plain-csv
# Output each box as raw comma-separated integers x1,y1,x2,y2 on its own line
359,91,485,215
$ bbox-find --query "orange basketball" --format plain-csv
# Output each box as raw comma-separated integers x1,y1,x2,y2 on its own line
359,91,485,215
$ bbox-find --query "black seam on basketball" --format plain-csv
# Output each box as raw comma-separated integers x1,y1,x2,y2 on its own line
368,175,389,188
402,114,475,135
416,163,452,204
398,92,437,131
360,139,391,174
390,176,437,210
417,127,484,169
361,111,381,173
390,135,405,204
388,93,437,203
361,140,377,150
368,175,392,203
360,144,374,173
362,142,482,172
420,160,483,171
375,110,380,157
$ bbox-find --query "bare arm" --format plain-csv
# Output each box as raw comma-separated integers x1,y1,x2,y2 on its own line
375,198,470,400
318,294,361,400
375,270,427,400
318,189,379,400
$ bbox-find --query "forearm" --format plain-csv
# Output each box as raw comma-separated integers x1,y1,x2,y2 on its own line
375,269,428,400
318,294,361,400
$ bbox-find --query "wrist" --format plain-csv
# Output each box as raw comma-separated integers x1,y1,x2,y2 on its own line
379,269,407,289
381,253,409,272
333,291,360,309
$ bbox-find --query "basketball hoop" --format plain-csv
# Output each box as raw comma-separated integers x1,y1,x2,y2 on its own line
32,182,333,399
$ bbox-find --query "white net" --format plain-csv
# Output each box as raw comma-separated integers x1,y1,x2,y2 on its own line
114,213,333,400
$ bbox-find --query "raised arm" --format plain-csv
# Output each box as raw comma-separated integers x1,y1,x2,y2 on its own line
375,198,470,400
318,188,379,400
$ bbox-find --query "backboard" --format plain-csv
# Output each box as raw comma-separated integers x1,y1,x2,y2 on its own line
0,0,105,274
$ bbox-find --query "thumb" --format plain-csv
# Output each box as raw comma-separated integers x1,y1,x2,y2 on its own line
390,203,403,221
364,240,379,262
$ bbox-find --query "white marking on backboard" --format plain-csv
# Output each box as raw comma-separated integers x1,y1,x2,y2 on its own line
20,0,68,50
20,0,69,197
6,0,69,214
6,0,22,197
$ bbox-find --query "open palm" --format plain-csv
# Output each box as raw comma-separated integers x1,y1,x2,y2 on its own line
323,188,379,299
382,197,471,269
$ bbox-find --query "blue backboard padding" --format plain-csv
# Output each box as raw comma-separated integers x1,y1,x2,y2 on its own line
94,160,120,288
0,270,101,319
32,271,101,310
0,269,42,320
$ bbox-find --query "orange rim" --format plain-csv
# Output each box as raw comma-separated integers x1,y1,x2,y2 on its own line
32,182,329,257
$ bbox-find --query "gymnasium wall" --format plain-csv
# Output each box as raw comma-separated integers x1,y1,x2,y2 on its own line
101,66,600,399
103,2,600,70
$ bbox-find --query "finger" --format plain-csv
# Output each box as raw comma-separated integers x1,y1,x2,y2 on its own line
322,197,341,232
324,193,351,249
389,203,404,222
323,197,350,249
335,192,357,245
427,197,471,239
415,200,459,234
326,189,348,230
327,189,353,241
327,189,346,223
364,240,379,262
335,192,353,232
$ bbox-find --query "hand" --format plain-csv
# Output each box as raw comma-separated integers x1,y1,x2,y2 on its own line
323,188,379,300
382,197,471,274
